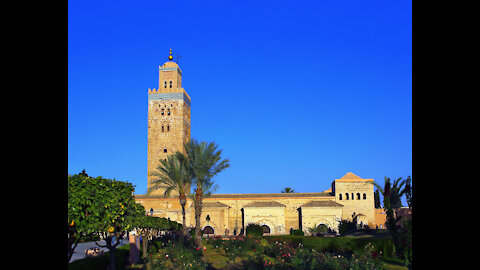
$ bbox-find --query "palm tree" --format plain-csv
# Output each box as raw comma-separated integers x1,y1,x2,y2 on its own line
148,154,191,234
281,187,295,193
373,176,407,209
176,139,230,246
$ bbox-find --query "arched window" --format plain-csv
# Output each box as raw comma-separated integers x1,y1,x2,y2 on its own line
161,109,164,115
261,225,270,234
363,193,367,200
345,193,349,200
163,148,167,153
357,193,361,200
339,194,342,200
351,193,354,200
167,109,171,115
167,125,170,132
169,80,173,88
161,125,164,132
164,81,167,88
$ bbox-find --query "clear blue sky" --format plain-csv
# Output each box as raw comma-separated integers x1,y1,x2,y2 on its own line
68,0,412,198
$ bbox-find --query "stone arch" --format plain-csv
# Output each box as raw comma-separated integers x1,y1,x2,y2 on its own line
261,225,270,234
353,213,368,228
316,224,328,233
255,218,277,234
202,225,214,235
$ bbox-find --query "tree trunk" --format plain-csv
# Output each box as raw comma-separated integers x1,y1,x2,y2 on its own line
106,236,117,270
181,202,187,235
109,247,116,270
142,233,148,259
179,193,187,235
194,187,203,246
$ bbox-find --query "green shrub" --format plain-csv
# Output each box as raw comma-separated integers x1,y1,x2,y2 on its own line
246,223,263,237
338,219,357,235
290,229,304,236
148,241,207,270
263,235,395,259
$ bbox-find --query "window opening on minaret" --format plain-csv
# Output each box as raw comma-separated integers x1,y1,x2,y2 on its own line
169,80,172,88
167,109,170,115
163,149,167,153
167,125,170,132
164,81,167,88
357,193,361,200
161,126,164,132
161,109,164,115
345,193,349,200
339,194,342,200
363,193,367,200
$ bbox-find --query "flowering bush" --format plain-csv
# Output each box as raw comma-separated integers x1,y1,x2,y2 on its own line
241,241,384,270
148,241,208,270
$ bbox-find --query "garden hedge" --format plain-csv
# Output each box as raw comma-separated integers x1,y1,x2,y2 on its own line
263,235,395,259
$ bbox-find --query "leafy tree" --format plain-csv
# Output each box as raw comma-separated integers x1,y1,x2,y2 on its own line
374,189,381,208
281,187,295,193
404,176,412,209
176,139,230,246
68,172,99,262
92,177,145,270
148,154,191,234
373,176,407,209
68,172,145,269
135,216,181,259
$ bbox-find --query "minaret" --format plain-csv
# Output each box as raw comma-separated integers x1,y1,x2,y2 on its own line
147,49,191,196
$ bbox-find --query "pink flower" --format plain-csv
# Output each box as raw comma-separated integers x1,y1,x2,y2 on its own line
253,249,256,251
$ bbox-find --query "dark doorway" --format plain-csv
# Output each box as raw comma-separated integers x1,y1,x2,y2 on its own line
202,226,214,235
297,207,302,231
241,208,245,235
261,225,270,234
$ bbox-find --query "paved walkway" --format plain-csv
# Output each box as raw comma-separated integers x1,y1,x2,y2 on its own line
70,239,129,262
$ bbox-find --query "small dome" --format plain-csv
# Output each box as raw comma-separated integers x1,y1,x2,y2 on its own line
162,61,179,68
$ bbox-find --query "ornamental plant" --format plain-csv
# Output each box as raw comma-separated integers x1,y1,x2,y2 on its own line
148,241,208,270
245,223,263,237
68,172,145,270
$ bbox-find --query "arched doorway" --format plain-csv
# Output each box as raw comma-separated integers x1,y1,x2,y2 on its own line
202,226,214,235
261,225,270,234
317,224,328,234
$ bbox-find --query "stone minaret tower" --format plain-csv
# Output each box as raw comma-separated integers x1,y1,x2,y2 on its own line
147,49,191,196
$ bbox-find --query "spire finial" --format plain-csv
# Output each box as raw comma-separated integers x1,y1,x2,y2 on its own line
168,48,173,60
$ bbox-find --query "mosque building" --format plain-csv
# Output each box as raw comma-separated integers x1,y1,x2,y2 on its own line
134,50,377,235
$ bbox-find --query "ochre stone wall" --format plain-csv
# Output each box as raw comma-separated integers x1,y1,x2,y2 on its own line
301,206,343,234
333,173,375,227
136,173,377,235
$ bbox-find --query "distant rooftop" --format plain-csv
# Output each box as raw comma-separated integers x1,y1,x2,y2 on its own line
135,191,333,200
